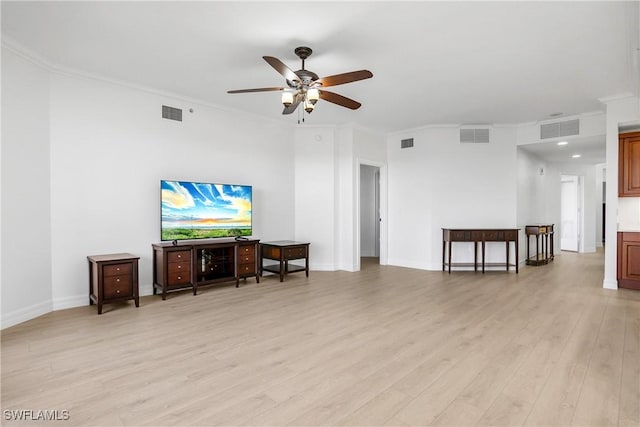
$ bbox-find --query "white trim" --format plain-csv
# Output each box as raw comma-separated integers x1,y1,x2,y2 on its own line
52,294,88,311
1,299,52,330
356,159,388,272
602,279,618,290
1,36,283,127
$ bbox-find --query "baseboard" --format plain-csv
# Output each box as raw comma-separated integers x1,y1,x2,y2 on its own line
602,278,618,290
386,258,430,270
52,294,88,310
1,299,52,329
309,263,336,271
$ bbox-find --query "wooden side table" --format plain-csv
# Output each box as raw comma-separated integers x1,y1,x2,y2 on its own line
260,241,310,282
525,224,554,266
88,253,140,314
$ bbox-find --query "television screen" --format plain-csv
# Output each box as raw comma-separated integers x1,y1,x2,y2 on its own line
161,180,252,241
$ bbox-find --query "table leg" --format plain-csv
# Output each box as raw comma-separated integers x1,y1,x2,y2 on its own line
506,240,509,271
279,258,284,282
482,240,486,274
536,235,540,264
448,241,452,274
305,251,309,277
515,238,519,273
474,241,478,271
442,239,446,272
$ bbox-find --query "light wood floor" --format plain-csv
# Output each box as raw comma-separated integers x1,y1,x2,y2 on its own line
2,250,639,426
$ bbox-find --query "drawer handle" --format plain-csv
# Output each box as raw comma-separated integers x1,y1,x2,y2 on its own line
177,276,182,280
177,255,182,258
116,289,120,294
116,267,120,271
178,265,182,269
116,278,120,282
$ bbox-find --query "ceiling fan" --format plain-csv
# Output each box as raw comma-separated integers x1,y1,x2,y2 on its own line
227,46,373,115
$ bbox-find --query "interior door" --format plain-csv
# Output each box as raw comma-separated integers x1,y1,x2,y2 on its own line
561,175,580,251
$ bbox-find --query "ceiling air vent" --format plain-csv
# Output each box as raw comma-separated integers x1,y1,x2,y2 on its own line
460,127,490,143
400,138,414,149
162,105,182,122
540,118,579,139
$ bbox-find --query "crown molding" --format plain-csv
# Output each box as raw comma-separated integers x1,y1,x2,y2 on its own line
598,93,635,104
1,36,285,127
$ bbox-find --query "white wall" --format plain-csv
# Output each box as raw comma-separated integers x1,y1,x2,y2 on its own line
387,126,518,270
1,48,54,327
293,127,337,270
516,149,548,263
2,46,296,326
47,74,295,308
293,125,387,271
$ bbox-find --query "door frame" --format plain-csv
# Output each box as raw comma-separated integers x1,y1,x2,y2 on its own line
356,159,388,270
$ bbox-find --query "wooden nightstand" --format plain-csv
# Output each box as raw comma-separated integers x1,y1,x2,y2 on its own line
88,253,140,314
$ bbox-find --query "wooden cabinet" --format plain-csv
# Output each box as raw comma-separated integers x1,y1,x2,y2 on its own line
87,253,140,314
619,131,640,196
237,241,259,281
152,239,260,299
617,232,640,290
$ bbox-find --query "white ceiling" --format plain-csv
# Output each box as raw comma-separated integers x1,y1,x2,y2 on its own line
1,1,638,134
518,136,607,165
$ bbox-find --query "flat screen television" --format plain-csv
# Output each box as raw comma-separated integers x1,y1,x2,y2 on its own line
161,180,252,241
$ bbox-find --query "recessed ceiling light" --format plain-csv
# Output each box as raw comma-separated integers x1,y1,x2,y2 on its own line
572,154,581,158
557,141,569,146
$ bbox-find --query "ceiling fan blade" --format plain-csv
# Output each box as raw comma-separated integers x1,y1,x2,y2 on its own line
315,70,373,87
282,93,303,115
227,87,284,94
319,90,362,110
263,56,300,83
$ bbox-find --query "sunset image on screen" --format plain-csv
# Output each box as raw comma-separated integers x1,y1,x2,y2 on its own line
161,180,252,240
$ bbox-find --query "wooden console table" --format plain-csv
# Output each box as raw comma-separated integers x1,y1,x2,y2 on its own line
525,224,554,266
260,241,310,282
152,238,260,300
442,228,519,274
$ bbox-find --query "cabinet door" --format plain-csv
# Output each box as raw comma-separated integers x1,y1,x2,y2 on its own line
621,241,640,282
619,132,640,196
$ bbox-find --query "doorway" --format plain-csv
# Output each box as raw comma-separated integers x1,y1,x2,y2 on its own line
360,164,380,265
561,174,581,252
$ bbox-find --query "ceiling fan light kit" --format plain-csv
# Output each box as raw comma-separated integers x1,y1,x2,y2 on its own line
227,46,373,119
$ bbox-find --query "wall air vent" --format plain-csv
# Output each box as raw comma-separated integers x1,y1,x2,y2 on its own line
460,127,490,143
540,118,579,139
400,138,414,149
162,105,182,122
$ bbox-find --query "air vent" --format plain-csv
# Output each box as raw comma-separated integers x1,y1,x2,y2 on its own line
540,118,579,139
401,138,414,149
162,105,182,122
460,128,490,143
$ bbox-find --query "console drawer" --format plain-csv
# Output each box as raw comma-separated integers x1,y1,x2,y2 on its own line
168,260,191,274
238,253,255,264
239,263,255,276
103,275,133,299
103,263,132,277
167,250,190,263
239,245,255,256
168,271,191,286
284,247,306,259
